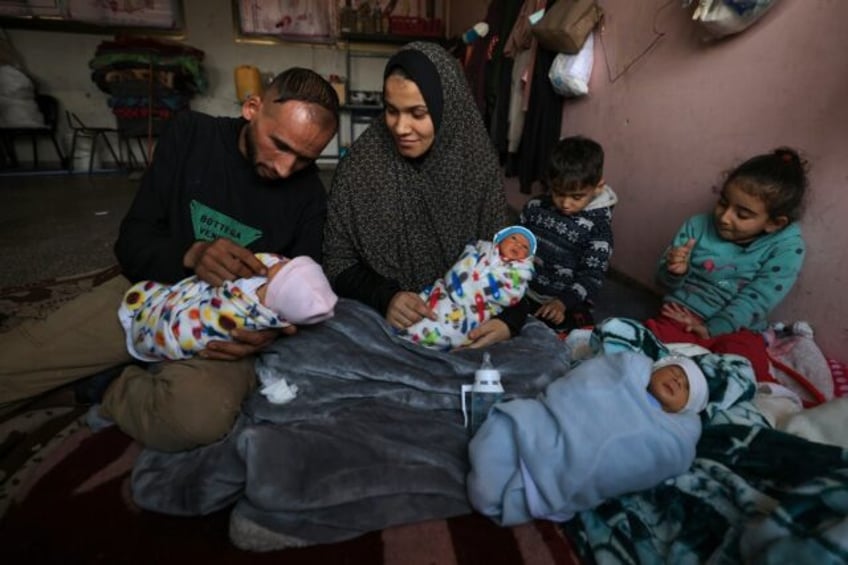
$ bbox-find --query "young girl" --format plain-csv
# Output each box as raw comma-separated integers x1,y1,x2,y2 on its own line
646,147,808,382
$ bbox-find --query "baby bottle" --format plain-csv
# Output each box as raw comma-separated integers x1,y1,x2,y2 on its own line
461,352,504,435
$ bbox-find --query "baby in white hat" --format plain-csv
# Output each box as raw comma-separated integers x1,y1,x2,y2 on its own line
119,253,337,362
648,355,710,414
467,351,707,527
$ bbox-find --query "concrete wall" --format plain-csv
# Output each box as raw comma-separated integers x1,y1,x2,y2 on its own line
562,0,847,356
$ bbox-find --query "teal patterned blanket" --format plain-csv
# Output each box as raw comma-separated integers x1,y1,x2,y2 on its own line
564,318,848,564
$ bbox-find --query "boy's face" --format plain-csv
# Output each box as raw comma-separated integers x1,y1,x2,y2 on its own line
648,364,690,413
551,182,603,216
498,233,531,261
713,180,788,244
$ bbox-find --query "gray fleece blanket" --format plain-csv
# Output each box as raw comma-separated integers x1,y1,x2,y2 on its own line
131,298,571,550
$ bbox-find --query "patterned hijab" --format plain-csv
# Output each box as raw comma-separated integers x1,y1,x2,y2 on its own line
324,41,509,291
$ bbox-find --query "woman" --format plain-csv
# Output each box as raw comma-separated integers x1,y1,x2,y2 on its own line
324,41,522,347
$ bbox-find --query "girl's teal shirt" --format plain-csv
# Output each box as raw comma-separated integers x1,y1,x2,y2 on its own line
656,213,805,335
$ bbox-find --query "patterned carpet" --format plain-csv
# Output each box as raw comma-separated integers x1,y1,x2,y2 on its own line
0,264,122,333
0,267,583,564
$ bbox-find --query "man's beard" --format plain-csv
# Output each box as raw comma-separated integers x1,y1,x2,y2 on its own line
244,123,258,167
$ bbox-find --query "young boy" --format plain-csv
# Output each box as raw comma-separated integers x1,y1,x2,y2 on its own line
467,351,709,526
519,136,617,331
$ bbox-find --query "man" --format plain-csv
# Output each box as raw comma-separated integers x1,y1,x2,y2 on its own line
0,68,339,451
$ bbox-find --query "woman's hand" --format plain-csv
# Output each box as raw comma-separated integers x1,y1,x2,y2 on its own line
199,326,295,361
535,299,566,325
660,302,709,339
464,319,511,349
386,291,436,330
665,238,696,276
183,238,267,287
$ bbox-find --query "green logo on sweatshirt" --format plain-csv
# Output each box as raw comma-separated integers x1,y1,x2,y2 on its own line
190,200,262,246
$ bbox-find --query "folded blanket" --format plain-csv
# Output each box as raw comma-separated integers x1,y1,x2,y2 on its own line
132,298,572,549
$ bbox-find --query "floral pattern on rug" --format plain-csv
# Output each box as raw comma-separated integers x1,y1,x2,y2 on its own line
0,265,121,332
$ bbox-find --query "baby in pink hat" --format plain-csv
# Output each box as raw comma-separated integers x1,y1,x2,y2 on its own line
119,253,337,362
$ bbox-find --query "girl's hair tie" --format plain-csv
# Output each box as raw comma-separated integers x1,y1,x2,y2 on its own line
778,150,794,164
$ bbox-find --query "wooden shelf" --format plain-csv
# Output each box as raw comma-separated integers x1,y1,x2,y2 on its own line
340,32,444,45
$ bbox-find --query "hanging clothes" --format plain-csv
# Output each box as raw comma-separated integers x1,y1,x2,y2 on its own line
503,0,548,165
516,0,564,194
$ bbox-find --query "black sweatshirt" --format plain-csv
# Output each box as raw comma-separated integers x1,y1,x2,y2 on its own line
115,111,327,283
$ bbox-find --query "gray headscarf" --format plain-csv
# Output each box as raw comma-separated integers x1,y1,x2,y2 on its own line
324,41,509,291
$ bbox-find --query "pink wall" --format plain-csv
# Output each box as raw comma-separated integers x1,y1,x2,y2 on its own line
560,0,848,357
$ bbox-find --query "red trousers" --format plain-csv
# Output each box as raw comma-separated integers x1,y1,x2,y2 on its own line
645,316,773,384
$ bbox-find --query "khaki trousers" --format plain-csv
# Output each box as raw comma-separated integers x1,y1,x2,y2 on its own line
0,275,256,451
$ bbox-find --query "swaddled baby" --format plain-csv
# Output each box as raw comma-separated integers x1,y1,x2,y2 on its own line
397,226,536,350
467,351,708,526
119,253,337,362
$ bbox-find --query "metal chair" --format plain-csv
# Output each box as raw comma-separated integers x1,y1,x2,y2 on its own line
0,94,68,170
66,111,122,173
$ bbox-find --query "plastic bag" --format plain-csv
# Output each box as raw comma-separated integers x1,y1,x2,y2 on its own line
548,32,594,97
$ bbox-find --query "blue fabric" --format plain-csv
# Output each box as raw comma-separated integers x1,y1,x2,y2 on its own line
467,351,700,526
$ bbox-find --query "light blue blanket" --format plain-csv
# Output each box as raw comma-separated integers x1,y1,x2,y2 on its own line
468,351,700,526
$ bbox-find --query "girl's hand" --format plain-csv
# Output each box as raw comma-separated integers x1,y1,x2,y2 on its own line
386,291,436,330
666,238,696,276
660,302,710,339
535,299,566,325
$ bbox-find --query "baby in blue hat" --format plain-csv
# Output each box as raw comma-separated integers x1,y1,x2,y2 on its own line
397,225,537,351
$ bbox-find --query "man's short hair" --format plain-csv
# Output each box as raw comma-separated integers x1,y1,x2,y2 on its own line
268,67,340,127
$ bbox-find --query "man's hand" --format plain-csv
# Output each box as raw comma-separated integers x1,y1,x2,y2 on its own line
535,299,566,325
464,319,511,349
660,302,709,339
199,326,295,361
386,291,436,330
666,238,696,276
183,238,267,286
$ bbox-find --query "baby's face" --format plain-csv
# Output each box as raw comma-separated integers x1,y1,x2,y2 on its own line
648,364,690,413
498,234,531,261
266,257,290,281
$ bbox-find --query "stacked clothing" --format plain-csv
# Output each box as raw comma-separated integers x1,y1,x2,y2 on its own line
89,37,207,136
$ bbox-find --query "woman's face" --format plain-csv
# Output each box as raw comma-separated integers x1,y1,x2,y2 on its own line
383,74,436,159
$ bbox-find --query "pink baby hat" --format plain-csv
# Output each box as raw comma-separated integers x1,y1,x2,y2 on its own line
652,355,709,413
263,256,337,325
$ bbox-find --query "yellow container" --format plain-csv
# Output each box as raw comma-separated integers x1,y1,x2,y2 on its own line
331,80,347,105
234,65,263,102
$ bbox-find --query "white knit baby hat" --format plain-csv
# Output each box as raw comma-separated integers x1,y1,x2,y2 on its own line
652,355,709,413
